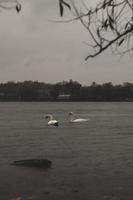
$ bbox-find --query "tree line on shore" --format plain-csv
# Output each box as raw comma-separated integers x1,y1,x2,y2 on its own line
0,80,133,101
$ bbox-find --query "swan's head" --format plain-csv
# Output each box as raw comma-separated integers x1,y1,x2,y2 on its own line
45,115,49,119
45,114,53,120
68,112,74,122
68,112,74,116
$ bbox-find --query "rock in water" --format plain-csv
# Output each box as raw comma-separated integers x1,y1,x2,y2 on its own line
12,159,52,169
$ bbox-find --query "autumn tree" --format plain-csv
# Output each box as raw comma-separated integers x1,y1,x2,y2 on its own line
59,0,133,59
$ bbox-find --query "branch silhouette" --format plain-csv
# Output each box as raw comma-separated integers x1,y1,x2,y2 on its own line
59,0,133,59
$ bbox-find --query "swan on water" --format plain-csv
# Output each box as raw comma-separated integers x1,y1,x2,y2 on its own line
68,112,89,123
45,114,59,127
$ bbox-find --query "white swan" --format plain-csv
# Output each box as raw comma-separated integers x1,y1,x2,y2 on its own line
45,114,59,127
68,112,89,123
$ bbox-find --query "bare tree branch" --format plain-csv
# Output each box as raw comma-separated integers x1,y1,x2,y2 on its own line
58,0,133,59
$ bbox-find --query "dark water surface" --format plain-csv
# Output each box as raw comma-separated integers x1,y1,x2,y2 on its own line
0,102,133,200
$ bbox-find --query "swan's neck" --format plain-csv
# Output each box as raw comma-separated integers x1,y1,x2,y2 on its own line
49,115,53,120
69,115,74,122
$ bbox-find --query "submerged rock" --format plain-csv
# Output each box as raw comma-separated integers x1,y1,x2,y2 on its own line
12,159,52,169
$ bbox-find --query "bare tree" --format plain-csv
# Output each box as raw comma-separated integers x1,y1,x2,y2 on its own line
0,0,21,13
59,0,133,60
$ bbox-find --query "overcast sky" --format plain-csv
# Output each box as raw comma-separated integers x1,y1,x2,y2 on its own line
0,0,133,85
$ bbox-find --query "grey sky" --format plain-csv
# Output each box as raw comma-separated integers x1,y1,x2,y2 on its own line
0,0,133,85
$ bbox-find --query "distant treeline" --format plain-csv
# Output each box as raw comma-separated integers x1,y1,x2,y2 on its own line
0,80,133,101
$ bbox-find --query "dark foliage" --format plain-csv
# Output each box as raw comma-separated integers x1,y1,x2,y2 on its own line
59,0,71,16
0,0,21,13
0,80,133,101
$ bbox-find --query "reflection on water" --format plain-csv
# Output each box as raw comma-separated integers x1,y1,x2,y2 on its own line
0,102,133,200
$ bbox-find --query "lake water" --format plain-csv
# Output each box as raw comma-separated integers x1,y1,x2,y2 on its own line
0,102,133,200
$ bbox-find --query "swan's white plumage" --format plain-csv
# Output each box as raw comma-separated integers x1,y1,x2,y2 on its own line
72,118,88,122
45,114,59,127
68,112,89,123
